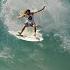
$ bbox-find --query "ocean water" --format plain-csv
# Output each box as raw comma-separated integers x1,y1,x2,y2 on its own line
0,0,70,70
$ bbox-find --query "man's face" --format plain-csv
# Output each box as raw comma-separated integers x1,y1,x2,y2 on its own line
27,11,30,15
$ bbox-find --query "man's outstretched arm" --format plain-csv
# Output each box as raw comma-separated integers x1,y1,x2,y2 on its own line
33,6,46,14
17,13,25,19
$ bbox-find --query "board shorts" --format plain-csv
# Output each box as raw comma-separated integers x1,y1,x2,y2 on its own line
24,20,35,27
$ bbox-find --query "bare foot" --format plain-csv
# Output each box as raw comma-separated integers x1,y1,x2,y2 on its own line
17,32,27,37
17,34,23,37
17,32,23,37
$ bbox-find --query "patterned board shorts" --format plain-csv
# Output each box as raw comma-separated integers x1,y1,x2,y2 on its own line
25,22,35,27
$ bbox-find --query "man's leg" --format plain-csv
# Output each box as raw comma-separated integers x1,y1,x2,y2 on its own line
33,23,36,36
18,23,28,35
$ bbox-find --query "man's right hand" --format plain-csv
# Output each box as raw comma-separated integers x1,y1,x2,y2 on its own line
17,16,21,19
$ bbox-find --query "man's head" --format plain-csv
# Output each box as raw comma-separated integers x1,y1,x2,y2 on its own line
24,9,30,15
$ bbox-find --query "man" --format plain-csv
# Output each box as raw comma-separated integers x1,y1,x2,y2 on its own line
17,6,46,37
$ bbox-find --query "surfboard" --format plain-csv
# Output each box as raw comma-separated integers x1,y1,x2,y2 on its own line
8,27,43,41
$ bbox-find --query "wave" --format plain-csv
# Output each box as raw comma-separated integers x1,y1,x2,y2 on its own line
0,0,70,53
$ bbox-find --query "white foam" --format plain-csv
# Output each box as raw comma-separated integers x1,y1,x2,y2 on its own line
0,47,13,59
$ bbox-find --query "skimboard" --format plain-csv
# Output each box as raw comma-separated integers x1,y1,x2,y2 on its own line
8,27,43,41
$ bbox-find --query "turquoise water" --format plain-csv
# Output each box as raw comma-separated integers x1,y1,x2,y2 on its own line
0,0,70,70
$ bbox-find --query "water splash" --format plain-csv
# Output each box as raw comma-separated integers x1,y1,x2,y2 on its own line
1,0,70,52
